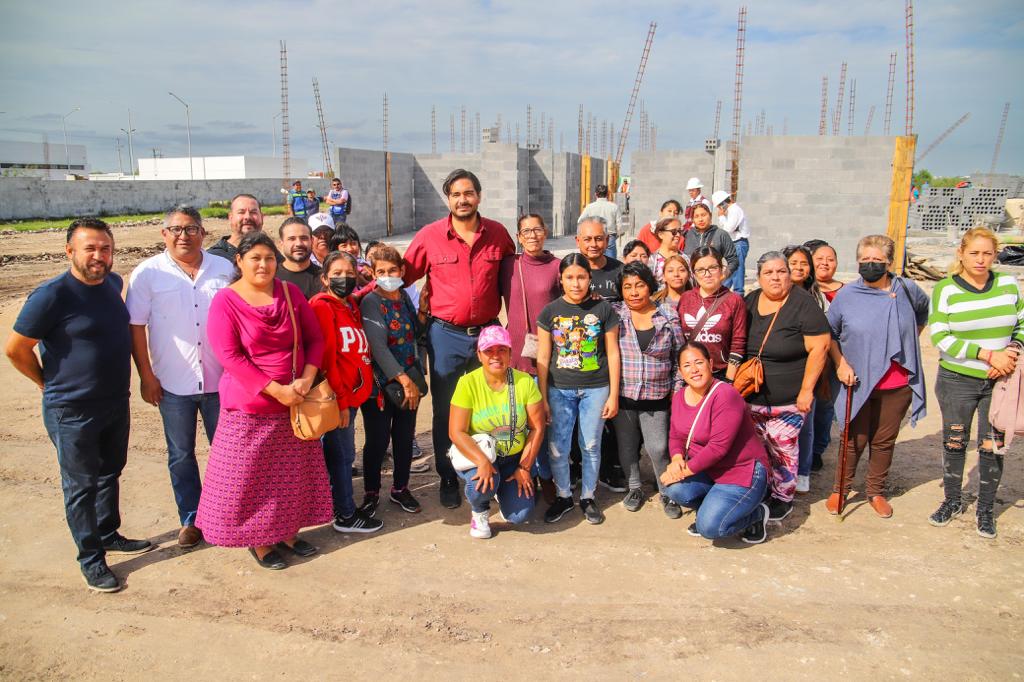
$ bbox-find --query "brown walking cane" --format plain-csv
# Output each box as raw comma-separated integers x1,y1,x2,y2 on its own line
835,385,855,520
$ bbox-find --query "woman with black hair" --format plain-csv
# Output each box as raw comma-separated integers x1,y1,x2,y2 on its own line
197,232,332,570
536,253,621,525
611,262,685,517
677,246,747,382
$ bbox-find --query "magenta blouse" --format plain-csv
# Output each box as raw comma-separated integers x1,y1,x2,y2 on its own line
207,280,325,414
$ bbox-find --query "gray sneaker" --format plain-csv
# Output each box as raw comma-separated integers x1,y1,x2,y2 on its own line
82,563,121,593
580,498,605,525
661,495,683,519
622,488,644,512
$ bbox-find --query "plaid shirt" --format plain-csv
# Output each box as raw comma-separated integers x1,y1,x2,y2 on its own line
614,301,685,401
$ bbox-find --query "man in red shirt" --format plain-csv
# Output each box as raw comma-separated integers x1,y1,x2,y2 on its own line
403,169,515,508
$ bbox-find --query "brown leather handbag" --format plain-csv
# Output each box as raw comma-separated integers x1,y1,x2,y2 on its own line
282,282,341,440
732,306,780,399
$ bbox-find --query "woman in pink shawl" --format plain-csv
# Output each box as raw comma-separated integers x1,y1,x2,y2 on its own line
196,232,332,570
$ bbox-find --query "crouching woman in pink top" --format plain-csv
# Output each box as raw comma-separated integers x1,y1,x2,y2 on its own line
660,342,771,544
196,232,333,570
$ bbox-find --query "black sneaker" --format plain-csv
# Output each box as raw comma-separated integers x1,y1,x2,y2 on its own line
811,454,824,472
544,496,575,523
390,487,422,513
977,508,997,539
598,471,627,493
686,522,701,537
928,498,964,527
742,503,770,544
622,488,644,512
580,498,605,525
766,498,793,522
358,492,380,517
351,465,361,477
81,562,121,593
332,510,384,534
661,495,683,519
102,535,154,555
439,478,462,509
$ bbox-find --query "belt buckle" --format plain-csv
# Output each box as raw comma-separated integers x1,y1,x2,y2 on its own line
467,325,481,336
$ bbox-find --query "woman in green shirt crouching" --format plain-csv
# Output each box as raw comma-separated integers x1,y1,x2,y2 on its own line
449,325,546,539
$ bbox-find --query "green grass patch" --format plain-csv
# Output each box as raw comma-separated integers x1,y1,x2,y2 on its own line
199,205,288,219
2,205,289,232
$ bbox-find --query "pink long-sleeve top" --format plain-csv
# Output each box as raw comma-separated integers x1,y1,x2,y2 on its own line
668,381,768,487
208,280,325,414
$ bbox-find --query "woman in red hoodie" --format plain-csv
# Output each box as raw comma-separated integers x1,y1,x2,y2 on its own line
677,246,747,382
310,251,383,534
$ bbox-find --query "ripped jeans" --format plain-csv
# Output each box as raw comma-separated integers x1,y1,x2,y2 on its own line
935,367,1005,510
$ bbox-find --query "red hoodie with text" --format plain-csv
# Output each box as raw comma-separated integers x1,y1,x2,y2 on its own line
310,293,373,410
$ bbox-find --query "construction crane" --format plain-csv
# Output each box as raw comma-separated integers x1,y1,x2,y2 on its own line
614,21,657,166
884,51,896,135
865,104,876,135
990,102,1010,175
818,75,829,135
312,77,333,176
905,0,915,135
832,61,847,136
915,112,970,164
279,40,290,180
729,7,747,198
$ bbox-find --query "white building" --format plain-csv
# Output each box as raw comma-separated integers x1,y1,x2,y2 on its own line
0,140,89,180
137,155,310,180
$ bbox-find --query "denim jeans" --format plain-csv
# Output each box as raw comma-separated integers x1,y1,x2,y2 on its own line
726,238,748,293
935,367,1004,508
361,398,417,493
547,384,610,499
812,396,835,459
664,461,768,539
528,376,553,481
456,454,535,523
426,321,482,483
322,407,358,518
158,390,219,526
797,399,815,477
605,233,618,259
42,399,130,569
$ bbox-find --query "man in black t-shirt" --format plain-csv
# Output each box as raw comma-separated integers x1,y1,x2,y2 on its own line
575,216,627,490
5,219,153,593
276,217,323,299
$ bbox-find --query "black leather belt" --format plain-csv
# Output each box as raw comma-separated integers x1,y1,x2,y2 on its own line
430,317,495,337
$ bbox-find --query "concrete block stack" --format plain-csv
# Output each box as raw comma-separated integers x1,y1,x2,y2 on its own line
909,186,1010,233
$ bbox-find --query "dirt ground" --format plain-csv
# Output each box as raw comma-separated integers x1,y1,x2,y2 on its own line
0,220,1021,680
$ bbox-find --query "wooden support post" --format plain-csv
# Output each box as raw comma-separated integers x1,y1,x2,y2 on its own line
385,151,394,236
580,154,591,213
886,135,916,274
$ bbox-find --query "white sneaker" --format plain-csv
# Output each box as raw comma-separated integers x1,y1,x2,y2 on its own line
469,511,492,539
796,475,810,494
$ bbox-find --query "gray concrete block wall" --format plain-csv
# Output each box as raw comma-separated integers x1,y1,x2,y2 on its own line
336,148,414,240
0,177,331,221
629,150,718,237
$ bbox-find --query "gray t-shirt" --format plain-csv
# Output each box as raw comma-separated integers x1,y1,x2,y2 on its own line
537,297,620,389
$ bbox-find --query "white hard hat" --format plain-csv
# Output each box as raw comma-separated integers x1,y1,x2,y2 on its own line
307,212,335,230
685,177,703,191
711,190,731,207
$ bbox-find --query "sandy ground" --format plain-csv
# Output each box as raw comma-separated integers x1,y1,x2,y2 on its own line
0,220,1021,680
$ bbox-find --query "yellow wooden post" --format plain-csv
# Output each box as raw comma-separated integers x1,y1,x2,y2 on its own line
886,135,916,274
580,154,591,213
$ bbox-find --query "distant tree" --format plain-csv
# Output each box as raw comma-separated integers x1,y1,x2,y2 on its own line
913,169,934,187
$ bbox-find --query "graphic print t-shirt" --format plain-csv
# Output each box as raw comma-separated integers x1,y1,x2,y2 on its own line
451,368,542,457
537,297,620,389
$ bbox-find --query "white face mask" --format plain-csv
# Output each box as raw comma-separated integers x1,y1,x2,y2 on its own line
376,276,404,292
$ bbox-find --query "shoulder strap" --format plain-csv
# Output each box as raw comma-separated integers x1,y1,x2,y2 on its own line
689,291,726,339
755,294,784,359
517,257,530,328
281,281,299,381
506,368,517,453
685,381,721,456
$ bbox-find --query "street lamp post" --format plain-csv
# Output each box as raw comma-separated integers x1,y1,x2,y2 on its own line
61,106,80,177
168,92,193,180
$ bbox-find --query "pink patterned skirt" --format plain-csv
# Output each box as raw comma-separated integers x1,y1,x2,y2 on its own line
196,409,333,547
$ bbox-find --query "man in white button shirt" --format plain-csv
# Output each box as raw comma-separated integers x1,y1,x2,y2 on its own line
126,205,234,548
711,190,750,293
579,184,621,258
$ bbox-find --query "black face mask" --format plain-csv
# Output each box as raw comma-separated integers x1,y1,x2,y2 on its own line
328,276,357,298
858,262,888,283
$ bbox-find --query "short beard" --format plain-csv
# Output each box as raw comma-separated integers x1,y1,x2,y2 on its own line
73,261,109,282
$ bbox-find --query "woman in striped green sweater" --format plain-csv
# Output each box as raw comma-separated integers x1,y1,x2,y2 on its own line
928,227,1024,539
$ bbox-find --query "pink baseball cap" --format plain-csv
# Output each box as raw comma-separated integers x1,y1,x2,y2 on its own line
477,325,512,352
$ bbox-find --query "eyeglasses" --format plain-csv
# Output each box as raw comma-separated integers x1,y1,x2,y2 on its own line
166,225,202,236
519,228,545,236
660,229,684,237
693,265,722,276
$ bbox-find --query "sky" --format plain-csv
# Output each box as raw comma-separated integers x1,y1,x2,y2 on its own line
1,0,1021,177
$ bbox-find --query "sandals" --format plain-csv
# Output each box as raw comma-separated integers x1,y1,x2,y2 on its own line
248,547,287,570
276,539,318,557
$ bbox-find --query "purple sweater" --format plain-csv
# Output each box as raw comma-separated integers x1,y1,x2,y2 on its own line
668,381,768,487
499,251,561,375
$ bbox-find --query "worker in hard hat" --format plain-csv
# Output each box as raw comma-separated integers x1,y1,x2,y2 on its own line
682,177,713,231
712,190,749,294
